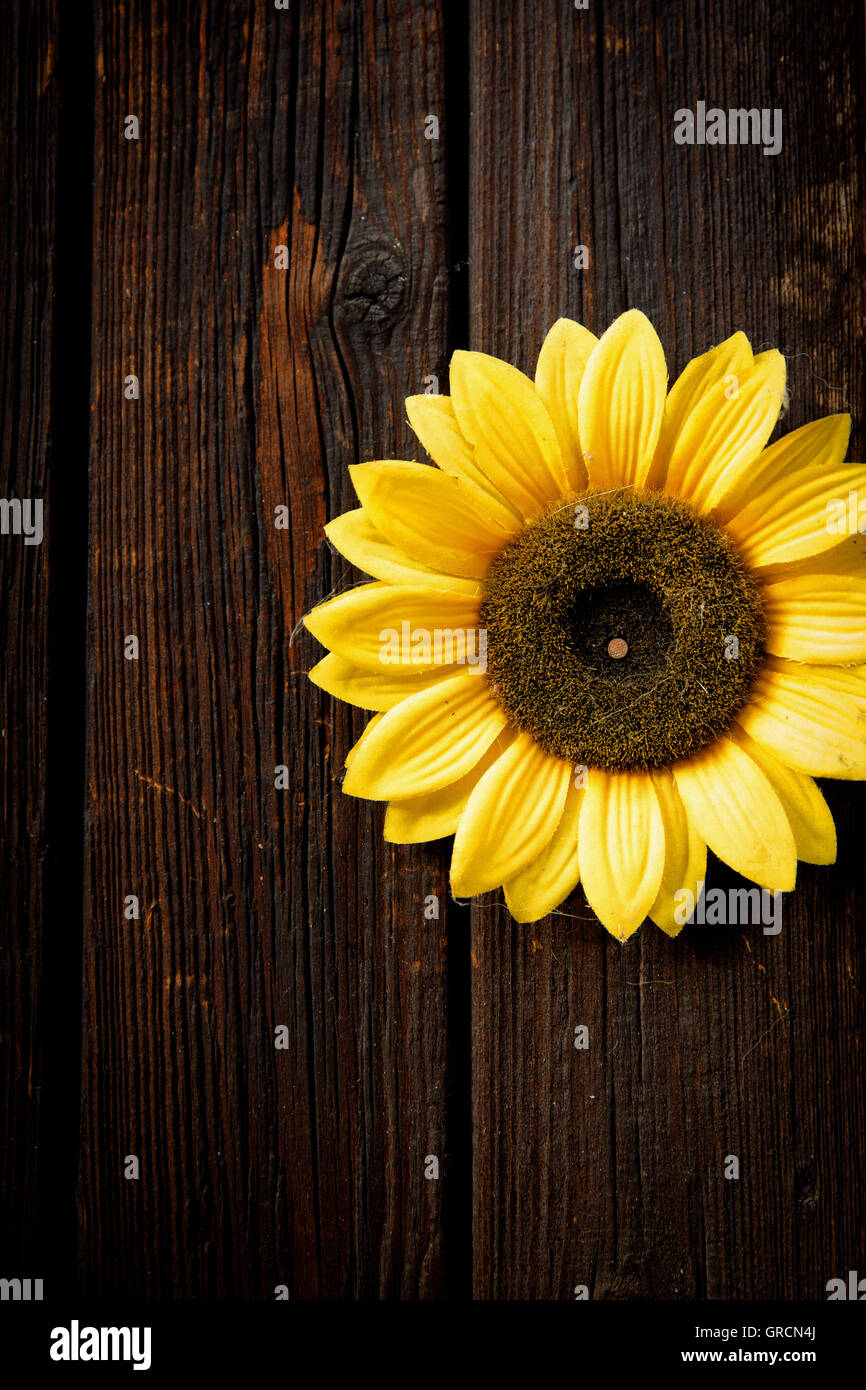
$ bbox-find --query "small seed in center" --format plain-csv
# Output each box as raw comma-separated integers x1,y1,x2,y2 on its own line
607,637,629,659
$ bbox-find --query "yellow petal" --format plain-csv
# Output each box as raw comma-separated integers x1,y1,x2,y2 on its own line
344,713,384,768
735,656,866,779
780,533,866,581
448,350,569,517
325,509,482,596
309,653,461,711
534,317,599,493
762,572,866,663
724,464,866,568
450,734,571,897
577,770,665,940
647,771,707,937
715,414,851,522
728,726,836,864
404,394,523,529
663,350,786,513
577,309,668,490
384,730,514,843
304,583,481,672
349,460,513,580
673,738,797,890
650,330,753,488
342,672,508,799
503,780,585,922
813,664,866,699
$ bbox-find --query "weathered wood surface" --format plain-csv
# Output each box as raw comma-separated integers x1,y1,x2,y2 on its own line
81,0,456,1298
1,0,863,1302
0,0,66,1282
468,0,865,1299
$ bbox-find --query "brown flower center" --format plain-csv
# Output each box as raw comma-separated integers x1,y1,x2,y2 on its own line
480,488,766,770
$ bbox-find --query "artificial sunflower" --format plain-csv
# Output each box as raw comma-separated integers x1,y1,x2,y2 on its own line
304,310,866,938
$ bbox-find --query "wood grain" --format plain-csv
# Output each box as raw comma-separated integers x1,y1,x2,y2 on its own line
81,0,456,1298
468,0,865,1299
0,0,58,1276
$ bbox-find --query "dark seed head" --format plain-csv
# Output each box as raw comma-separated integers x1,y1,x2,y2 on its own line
480,489,766,771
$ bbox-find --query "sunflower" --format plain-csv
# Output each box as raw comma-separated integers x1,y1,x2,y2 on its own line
304,310,866,938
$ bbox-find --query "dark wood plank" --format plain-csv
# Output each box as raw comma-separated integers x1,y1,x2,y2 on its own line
0,0,58,1276
81,0,454,1298
469,0,865,1298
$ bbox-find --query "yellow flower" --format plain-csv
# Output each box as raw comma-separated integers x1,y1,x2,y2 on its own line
304,310,866,938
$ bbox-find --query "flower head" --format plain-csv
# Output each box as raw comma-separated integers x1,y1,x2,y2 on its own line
304,310,866,938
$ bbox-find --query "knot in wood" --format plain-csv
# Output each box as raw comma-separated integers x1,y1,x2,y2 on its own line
339,242,407,332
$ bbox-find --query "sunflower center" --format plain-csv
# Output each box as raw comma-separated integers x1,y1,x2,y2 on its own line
480,488,766,771
570,581,674,683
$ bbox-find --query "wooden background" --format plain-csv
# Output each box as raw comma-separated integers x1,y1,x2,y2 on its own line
1,0,864,1300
